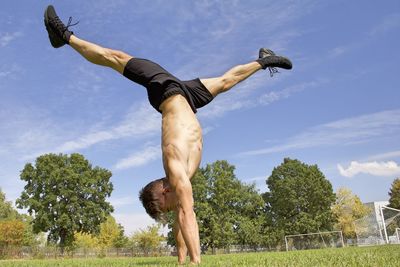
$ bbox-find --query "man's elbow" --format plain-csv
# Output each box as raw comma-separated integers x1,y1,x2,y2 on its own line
173,181,195,217
175,182,193,203
177,205,196,227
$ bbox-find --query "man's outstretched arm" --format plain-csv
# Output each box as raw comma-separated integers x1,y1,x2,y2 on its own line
174,216,188,264
164,152,200,264
172,176,200,264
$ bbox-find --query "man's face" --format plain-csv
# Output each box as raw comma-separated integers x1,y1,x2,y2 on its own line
160,181,177,213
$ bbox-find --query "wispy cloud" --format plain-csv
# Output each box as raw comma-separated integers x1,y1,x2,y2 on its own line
202,126,215,135
370,13,400,36
329,44,355,58
0,104,62,158
114,144,160,170
338,161,400,178
0,31,22,47
0,70,12,78
244,176,266,182
367,150,400,161
56,103,160,151
0,64,22,80
240,109,400,156
109,196,136,208
258,80,323,105
23,102,160,160
329,13,400,58
199,78,323,119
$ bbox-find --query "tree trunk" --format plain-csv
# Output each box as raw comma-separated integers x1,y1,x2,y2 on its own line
59,229,66,256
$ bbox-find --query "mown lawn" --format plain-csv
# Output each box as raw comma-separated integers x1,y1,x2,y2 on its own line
1,245,399,267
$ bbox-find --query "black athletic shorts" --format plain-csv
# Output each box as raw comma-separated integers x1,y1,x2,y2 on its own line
123,58,214,113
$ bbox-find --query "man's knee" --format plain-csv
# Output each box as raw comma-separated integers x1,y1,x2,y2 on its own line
110,50,132,64
220,74,237,92
103,49,132,73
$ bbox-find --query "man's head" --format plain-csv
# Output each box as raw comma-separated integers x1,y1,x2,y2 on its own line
139,177,176,221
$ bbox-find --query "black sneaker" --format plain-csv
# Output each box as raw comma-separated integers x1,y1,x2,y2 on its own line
256,48,292,76
259,48,276,58
44,5,77,48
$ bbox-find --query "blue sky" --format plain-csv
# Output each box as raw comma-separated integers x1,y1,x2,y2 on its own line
1,0,399,235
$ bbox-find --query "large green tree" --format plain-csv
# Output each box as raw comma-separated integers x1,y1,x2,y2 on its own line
388,178,400,209
263,158,336,236
16,153,113,251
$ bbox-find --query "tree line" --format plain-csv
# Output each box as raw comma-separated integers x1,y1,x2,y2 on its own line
1,153,400,258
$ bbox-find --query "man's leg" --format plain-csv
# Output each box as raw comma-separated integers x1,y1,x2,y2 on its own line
44,5,132,74
200,62,262,97
200,49,292,98
69,35,132,74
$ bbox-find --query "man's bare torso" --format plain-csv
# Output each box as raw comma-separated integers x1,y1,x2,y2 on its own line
160,94,202,180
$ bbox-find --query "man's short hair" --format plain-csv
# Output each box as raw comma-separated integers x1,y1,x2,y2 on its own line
139,177,166,221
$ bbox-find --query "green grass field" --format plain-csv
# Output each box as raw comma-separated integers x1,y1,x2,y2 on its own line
1,245,399,267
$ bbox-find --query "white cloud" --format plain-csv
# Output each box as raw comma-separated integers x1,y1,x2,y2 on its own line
0,64,22,80
24,102,161,160
0,32,22,47
114,145,160,170
114,212,168,236
370,13,400,36
244,176,266,182
329,45,353,58
367,150,400,161
199,77,321,119
0,70,12,78
109,196,136,208
338,161,400,178
258,80,322,105
202,126,215,135
240,109,400,156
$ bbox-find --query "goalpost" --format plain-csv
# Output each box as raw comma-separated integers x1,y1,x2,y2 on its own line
354,204,400,246
396,228,400,244
284,231,345,251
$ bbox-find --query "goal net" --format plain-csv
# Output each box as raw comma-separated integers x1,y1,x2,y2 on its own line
284,231,344,251
354,204,400,246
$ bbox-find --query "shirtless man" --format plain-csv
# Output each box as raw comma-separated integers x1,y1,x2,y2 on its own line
44,5,292,264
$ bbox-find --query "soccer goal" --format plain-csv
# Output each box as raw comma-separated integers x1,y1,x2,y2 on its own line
284,231,345,251
395,228,400,244
354,204,400,246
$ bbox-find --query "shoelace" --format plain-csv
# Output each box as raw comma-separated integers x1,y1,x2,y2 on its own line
66,16,79,29
50,16,79,33
261,50,280,77
268,67,279,77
